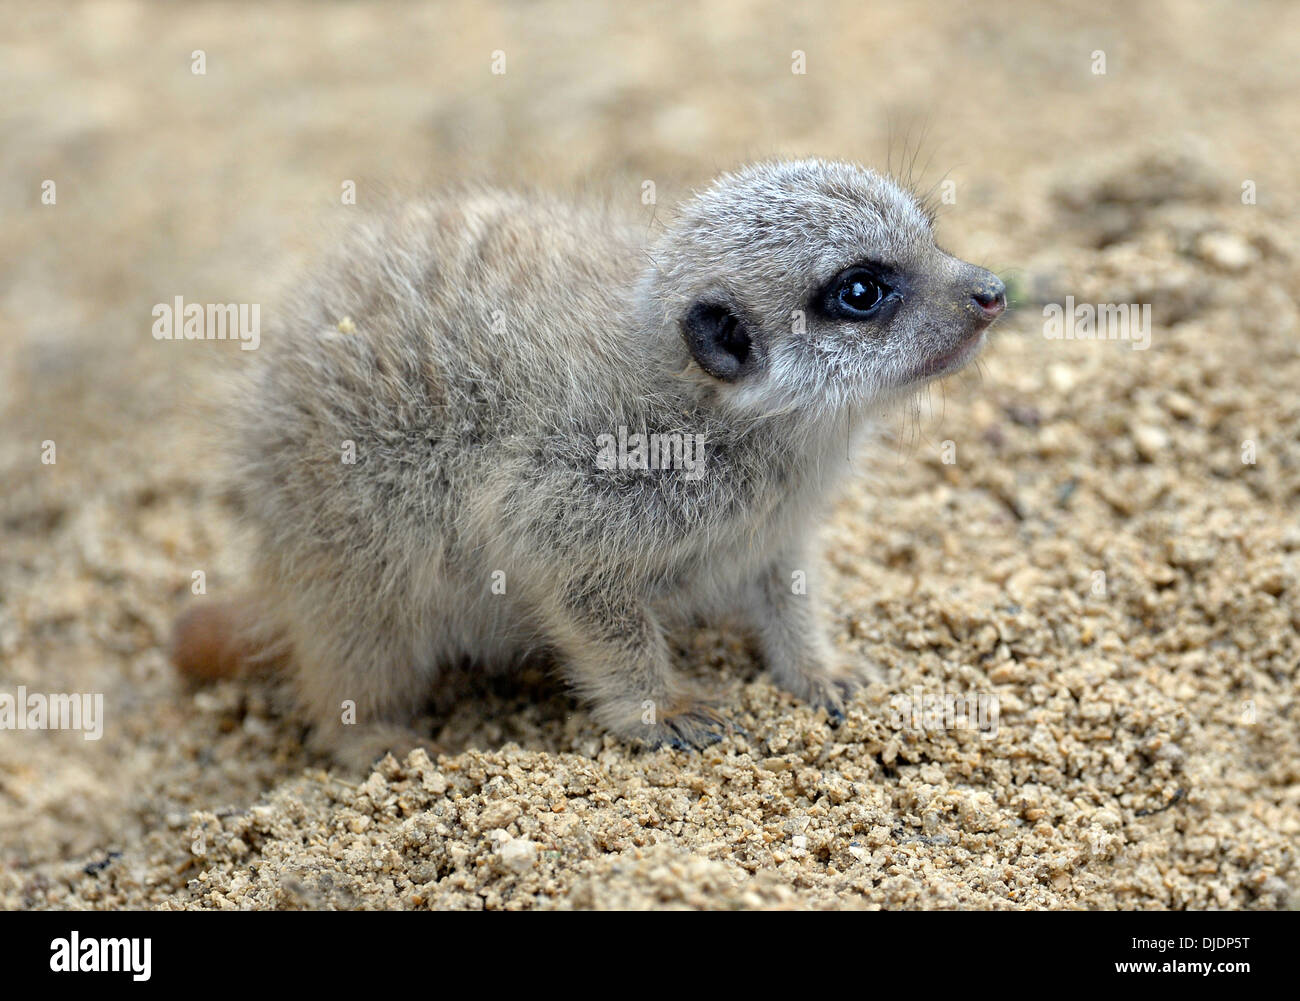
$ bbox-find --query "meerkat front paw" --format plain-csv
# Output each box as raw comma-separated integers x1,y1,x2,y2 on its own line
750,556,878,724
598,693,737,750
641,703,736,750
770,661,869,724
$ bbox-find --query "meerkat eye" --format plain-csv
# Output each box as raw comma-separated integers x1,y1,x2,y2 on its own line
841,275,883,312
822,267,890,320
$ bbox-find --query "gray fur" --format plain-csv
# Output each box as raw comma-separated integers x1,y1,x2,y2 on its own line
228,159,1003,767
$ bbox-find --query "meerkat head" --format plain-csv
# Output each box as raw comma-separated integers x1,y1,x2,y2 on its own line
644,159,1005,419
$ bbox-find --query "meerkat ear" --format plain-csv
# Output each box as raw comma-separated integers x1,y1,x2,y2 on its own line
681,301,760,382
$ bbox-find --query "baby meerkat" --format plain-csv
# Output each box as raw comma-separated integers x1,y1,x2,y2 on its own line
172,159,1005,768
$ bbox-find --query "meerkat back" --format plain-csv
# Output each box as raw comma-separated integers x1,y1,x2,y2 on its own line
215,191,643,765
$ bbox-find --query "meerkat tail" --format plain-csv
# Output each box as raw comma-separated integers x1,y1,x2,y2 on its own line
169,596,278,682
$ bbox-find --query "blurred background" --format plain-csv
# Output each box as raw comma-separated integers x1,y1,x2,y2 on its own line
1,1,1296,909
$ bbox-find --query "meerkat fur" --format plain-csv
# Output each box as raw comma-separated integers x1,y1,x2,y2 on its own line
171,159,1006,769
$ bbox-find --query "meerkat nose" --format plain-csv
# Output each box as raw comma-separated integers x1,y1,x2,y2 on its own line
971,277,1007,317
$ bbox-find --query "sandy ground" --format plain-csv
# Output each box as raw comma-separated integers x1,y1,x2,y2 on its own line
1,0,1297,909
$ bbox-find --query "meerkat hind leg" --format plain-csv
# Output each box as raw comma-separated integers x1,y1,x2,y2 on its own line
290,612,443,772
312,721,443,774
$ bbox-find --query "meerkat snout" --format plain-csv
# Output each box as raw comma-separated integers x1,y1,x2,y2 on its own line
971,275,1007,317
171,158,1005,769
